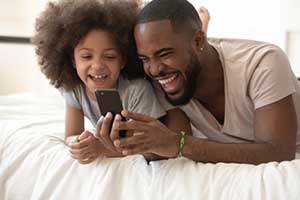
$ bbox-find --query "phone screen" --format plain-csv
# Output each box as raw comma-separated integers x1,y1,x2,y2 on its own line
95,89,127,137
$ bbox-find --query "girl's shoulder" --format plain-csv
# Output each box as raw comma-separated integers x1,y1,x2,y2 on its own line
119,76,153,92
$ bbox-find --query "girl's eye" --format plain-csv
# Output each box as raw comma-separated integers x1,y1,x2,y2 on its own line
81,55,92,60
104,55,117,60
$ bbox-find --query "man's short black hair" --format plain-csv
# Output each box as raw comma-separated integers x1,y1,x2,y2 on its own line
136,0,202,36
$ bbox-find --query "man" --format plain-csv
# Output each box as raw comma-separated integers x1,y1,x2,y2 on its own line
98,0,300,164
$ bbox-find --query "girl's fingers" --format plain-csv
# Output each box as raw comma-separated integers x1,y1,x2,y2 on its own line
69,146,90,155
79,154,98,164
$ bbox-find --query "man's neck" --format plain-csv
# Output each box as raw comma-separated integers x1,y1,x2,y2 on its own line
193,43,225,124
194,43,224,104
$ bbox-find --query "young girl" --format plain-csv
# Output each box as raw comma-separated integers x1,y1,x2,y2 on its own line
32,0,191,164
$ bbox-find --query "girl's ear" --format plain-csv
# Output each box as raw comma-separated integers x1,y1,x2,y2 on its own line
191,29,205,53
120,57,127,69
71,55,76,68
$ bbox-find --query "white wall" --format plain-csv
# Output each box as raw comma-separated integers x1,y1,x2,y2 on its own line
0,0,53,95
0,43,54,94
189,0,300,76
190,0,288,47
0,0,299,94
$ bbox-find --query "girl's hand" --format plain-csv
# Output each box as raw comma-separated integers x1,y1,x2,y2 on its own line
68,130,104,164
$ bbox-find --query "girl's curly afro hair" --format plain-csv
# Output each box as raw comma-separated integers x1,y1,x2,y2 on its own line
32,0,144,91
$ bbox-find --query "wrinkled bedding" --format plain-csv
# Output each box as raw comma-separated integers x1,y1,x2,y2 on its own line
0,93,299,200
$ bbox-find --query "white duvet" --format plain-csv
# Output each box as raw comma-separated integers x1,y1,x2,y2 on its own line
0,92,299,200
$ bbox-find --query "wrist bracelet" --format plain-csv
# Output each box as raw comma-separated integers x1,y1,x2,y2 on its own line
177,131,186,157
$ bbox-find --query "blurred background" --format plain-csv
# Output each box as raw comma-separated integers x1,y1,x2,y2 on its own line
0,0,299,95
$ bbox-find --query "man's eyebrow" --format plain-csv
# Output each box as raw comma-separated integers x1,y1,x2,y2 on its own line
154,48,174,56
138,48,174,58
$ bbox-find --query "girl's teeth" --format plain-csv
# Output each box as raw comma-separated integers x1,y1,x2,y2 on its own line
92,75,106,79
158,74,177,85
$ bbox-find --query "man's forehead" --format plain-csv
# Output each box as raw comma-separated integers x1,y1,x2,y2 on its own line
134,20,190,56
135,20,174,36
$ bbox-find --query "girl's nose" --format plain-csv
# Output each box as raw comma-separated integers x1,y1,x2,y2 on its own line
91,59,105,70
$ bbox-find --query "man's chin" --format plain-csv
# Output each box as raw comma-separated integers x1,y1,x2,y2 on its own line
165,91,192,106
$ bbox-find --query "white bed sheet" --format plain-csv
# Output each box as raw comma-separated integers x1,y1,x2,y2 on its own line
0,92,300,200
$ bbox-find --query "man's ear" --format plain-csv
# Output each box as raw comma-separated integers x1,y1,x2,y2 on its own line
191,29,205,53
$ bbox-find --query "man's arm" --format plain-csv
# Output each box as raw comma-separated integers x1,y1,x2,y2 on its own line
181,95,297,164
143,108,192,161
112,95,297,164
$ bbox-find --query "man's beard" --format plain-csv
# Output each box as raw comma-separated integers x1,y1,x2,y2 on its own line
164,57,201,106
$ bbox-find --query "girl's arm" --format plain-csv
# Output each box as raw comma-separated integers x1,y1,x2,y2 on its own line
65,104,123,160
64,104,85,145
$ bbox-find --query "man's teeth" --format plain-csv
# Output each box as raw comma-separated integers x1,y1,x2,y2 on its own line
158,74,177,85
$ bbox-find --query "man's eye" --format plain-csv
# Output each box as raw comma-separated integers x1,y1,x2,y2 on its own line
140,57,149,63
159,52,171,58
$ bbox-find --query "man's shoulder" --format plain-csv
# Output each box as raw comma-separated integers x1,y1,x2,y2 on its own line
208,38,284,63
208,37,279,51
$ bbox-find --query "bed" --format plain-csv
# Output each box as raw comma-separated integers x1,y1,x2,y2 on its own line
0,92,300,200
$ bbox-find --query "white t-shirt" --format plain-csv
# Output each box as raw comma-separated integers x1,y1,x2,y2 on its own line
156,38,300,153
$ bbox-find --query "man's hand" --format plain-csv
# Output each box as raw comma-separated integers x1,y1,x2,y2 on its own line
95,112,134,153
111,110,180,158
95,113,116,152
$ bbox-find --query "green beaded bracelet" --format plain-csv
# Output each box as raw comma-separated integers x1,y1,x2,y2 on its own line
177,131,186,157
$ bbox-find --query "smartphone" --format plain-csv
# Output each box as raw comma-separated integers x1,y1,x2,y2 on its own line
95,89,127,137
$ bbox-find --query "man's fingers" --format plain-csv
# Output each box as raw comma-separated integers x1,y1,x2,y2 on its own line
113,134,147,149
121,143,150,156
99,112,116,151
121,110,155,123
95,116,104,139
111,114,123,141
116,119,148,132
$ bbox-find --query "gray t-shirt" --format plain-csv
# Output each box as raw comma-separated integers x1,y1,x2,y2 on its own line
60,75,166,127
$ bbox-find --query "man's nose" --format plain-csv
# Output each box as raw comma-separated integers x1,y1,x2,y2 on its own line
149,59,165,77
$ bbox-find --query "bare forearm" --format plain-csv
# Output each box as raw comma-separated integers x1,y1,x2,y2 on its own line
182,136,296,164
